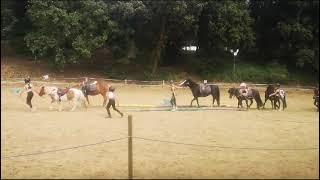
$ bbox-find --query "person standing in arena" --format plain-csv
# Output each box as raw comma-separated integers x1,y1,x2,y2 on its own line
20,76,36,111
105,86,123,118
169,80,183,111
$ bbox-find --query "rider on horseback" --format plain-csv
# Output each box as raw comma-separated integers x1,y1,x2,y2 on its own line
269,83,287,109
269,83,285,98
239,82,248,97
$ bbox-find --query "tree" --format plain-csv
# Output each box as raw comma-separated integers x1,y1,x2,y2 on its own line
1,0,18,39
24,0,115,69
249,0,319,71
198,0,255,53
140,0,202,74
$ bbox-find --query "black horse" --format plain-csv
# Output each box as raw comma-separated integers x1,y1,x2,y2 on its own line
313,88,319,111
228,87,263,109
179,79,220,107
264,84,287,110
263,85,280,109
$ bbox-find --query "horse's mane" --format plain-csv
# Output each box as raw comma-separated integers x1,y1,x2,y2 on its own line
187,78,198,86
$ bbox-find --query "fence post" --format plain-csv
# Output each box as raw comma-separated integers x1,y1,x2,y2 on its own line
162,80,165,86
128,115,133,179
125,79,127,85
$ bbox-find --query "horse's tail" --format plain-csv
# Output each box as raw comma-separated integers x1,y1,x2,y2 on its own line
211,85,220,106
283,94,287,109
216,86,220,106
254,89,263,108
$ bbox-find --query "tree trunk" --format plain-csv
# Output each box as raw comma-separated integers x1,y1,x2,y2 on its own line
151,17,166,75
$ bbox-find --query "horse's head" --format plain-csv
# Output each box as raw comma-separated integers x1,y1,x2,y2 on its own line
228,87,236,98
38,86,46,96
266,84,275,93
179,78,193,87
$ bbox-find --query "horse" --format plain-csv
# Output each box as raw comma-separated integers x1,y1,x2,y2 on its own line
38,85,87,111
179,79,220,107
266,85,287,110
313,88,319,111
263,85,280,109
228,87,263,109
228,87,250,108
79,79,111,106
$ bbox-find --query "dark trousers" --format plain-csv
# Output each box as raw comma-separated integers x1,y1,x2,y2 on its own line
106,99,122,117
170,94,176,107
26,91,34,108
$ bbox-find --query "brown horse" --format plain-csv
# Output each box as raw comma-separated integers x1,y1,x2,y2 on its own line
79,79,111,106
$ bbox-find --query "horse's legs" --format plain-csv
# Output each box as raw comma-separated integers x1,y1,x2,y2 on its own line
249,99,253,108
102,93,107,107
263,98,268,108
237,98,241,108
196,98,200,108
82,99,88,110
58,101,63,112
190,98,196,107
245,99,249,109
212,97,215,107
49,101,54,110
85,95,90,105
70,99,78,111
274,99,280,110
282,97,287,110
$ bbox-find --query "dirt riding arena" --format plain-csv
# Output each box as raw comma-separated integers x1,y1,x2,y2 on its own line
1,82,319,179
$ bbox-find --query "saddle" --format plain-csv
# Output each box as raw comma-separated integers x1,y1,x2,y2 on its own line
83,81,98,92
199,84,210,94
57,88,70,96
240,88,253,98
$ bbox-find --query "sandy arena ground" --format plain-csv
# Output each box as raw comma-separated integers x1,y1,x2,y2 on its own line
1,83,319,179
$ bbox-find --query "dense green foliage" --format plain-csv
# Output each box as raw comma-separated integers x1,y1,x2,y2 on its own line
1,0,319,83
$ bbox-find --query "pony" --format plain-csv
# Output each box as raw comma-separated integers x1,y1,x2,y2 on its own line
263,85,280,109
313,88,319,111
265,85,287,110
228,87,263,109
38,85,87,111
79,79,111,106
179,79,220,107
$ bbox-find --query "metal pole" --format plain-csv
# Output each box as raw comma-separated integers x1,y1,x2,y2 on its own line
128,115,133,179
233,55,236,80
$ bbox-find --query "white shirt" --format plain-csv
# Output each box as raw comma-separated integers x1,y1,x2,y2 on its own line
24,83,32,92
108,92,115,99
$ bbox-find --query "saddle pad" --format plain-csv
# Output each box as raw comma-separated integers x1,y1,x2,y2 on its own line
199,84,211,94
85,84,97,92
247,89,253,98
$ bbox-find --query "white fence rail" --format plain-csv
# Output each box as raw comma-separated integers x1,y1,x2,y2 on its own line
1,77,316,90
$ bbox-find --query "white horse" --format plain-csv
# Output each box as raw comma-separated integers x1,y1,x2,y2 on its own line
38,85,87,111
